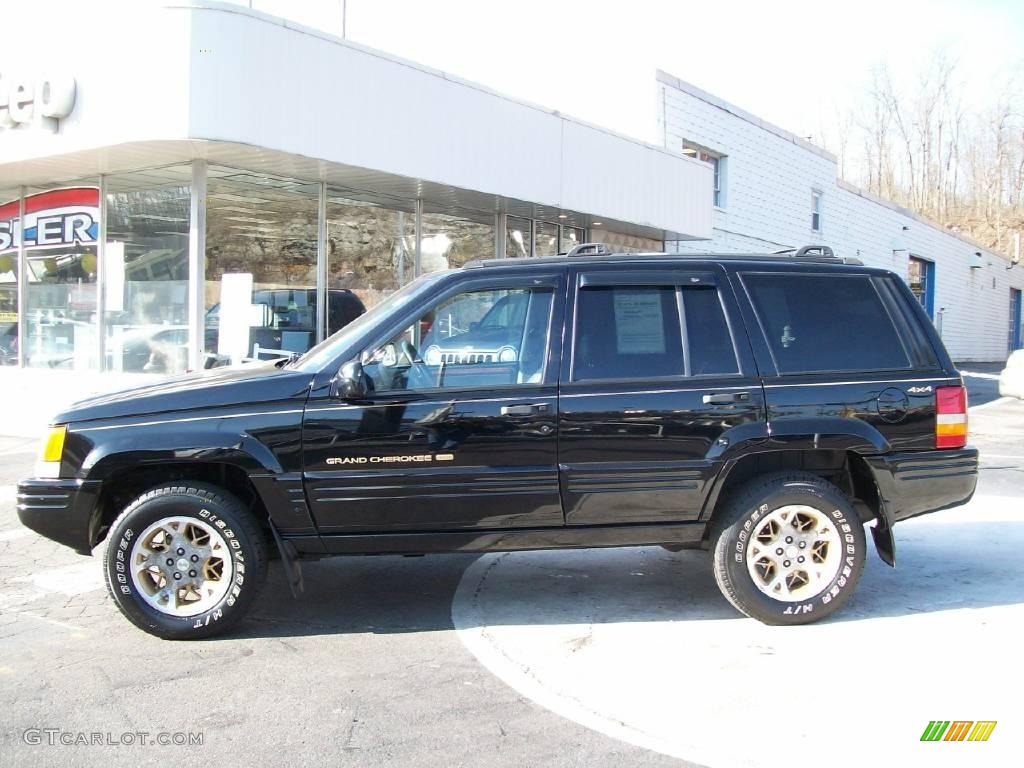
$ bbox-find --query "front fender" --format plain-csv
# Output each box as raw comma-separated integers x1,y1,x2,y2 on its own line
78,430,283,481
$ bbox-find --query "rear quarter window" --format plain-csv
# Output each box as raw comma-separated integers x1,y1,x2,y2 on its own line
742,272,911,374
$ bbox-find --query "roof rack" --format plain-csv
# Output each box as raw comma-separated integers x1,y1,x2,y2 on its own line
564,242,612,257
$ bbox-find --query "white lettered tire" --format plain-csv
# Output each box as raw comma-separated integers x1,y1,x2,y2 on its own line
103,483,268,640
711,472,866,625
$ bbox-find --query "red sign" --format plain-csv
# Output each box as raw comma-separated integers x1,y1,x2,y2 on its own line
0,187,100,253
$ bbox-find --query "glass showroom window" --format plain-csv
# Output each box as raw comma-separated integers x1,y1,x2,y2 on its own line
534,221,559,258
560,225,584,253
23,180,101,370
104,167,191,374
506,216,531,258
205,168,319,363
326,189,415,333
0,188,19,365
419,208,495,274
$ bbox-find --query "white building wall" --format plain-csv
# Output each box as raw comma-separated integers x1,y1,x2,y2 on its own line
657,71,1024,362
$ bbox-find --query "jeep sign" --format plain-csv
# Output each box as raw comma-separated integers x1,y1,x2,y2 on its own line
0,73,76,132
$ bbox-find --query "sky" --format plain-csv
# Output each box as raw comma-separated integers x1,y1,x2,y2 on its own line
240,0,1024,150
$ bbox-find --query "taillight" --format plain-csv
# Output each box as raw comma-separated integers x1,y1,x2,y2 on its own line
935,385,968,449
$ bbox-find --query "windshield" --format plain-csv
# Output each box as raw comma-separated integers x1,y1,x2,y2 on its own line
292,272,448,372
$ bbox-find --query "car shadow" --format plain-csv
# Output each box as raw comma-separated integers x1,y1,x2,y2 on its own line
232,518,1024,639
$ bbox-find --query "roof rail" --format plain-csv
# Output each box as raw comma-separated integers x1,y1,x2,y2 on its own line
794,244,835,259
564,242,612,257
773,244,862,264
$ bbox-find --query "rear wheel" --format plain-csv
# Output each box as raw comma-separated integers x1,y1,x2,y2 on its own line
103,483,268,639
711,472,866,625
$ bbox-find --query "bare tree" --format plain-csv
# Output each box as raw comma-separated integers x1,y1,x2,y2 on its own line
840,50,1023,253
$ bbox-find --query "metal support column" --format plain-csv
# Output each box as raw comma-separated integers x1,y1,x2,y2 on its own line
316,181,328,343
494,213,507,258
96,175,107,370
15,187,26,367
187,160,208,371
414,198,423,277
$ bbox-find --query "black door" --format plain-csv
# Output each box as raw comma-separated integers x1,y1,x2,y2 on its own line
558,264,766,525
302,273,565,533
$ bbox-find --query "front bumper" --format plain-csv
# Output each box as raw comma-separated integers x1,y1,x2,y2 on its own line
864,447,979,523
16,478,103,554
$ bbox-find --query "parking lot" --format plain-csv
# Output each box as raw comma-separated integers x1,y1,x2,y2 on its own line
0,379,1021,767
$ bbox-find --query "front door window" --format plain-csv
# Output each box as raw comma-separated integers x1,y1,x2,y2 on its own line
363,286,554,393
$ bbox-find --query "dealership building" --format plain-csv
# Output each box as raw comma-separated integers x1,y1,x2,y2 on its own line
1,1,1021,375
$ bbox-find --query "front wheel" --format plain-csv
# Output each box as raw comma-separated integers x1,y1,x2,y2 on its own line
711,472,866,625
103,483,268,639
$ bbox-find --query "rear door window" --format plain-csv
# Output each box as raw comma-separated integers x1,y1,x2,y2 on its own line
742,272,911,374
572,279,739,381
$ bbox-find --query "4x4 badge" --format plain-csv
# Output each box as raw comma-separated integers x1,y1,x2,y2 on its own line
908,386,933,394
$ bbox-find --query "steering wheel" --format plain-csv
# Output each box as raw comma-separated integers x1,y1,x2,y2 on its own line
398,339,437,390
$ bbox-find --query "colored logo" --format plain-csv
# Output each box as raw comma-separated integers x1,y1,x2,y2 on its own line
920,720,997,742
0,188,100,253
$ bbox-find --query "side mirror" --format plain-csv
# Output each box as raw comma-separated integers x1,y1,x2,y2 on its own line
333,360,368,400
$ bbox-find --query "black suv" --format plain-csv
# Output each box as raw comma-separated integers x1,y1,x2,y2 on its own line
17,246,977,639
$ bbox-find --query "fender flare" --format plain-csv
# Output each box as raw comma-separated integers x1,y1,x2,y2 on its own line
701,418,896,566
82,430,284,481
707,417,891,463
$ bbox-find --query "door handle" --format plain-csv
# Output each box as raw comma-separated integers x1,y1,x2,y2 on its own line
702,392,751,405
501,403,550,416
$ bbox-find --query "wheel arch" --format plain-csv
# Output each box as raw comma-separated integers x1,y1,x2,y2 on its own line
89,461,271,549
702,447,895,566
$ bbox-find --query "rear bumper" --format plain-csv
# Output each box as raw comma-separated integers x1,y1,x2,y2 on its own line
864,447,978,523
16,478,102,554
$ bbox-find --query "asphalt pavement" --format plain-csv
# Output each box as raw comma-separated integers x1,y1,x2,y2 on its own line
0,391,1021,767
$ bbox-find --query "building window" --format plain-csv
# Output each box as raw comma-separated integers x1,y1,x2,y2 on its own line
205,167,321,362
326,189,415,330
419,208,495,273
0,188,20,366
22,179,101,370
908,256,935,319
534,221,560,258
559,225,584,253
682,142,725,208
811,191,823,232
105,166,192,374
506,217,532,258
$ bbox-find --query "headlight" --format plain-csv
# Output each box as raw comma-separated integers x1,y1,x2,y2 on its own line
497,346,518,363
36,425,67,478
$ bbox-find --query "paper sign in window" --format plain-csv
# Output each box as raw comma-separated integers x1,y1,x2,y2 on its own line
613,290,665,354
